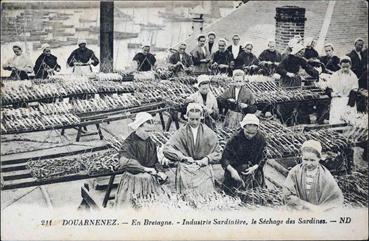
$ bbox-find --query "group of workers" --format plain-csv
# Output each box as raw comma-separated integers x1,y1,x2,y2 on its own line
115,107,344,211
2,39,99,80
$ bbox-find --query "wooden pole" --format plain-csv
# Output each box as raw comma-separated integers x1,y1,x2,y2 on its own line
100,1,114,72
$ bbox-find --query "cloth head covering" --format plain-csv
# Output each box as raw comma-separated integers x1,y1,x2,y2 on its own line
12,42,23,50
197,34,206,41
142,42,151,48
207,31,216,37
41,43,50,51
128,112,153,130
340,56,352,64
291,43,305,55
301,140,322,157
305,37,314,47
232,34,240,39
354,37,364,45
288,35,302,48
244,42,253,49
233,69,245,77
324,43,334,50
77,39,87,45
268,39,275,45
186,102,203,116
218,38,227,45
240,114,259,128
196,75,210,87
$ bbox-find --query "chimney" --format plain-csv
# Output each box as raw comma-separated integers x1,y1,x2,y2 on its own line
275,6,306,52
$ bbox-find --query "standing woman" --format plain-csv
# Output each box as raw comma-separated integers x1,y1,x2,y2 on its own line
115,112,167,207
283,140,344,211
220,70,257,129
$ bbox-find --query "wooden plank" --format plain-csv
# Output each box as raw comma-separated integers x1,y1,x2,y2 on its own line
1,144,110,166
1,164,28,172
1,170,123,190
2,104,168,136
81,184,100,210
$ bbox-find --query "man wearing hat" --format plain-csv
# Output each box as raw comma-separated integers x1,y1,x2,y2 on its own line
163,103,221,196
185,75,219,129
33,43,61,79
133,44,156,72
2,43,33,80
283,140,344,211
67,39,99,75
191,34,211,75
115,112,167,207
221,114,267,194
168,43,193,76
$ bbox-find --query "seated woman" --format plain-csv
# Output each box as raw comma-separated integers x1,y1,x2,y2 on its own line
283,140,344,211
219,70,257,129
115,112,167,207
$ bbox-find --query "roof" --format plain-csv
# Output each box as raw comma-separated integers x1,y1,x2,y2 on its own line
177,0,368,57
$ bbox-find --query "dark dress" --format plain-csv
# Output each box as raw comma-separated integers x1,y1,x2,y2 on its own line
34,54,61,79
115,132,165,207
212,50,233,75
67,48,99,67
319,55,340,73
227,45,244,70
133,53,156,71
221,130,267,194
347,49,365,78
304,48,319,60
276,54,319,87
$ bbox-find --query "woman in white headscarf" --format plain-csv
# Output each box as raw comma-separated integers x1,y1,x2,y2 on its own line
283,140,344,211
115,112,168,207
2,43,33,80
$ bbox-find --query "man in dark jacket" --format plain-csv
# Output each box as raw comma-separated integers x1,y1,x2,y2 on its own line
211,39,232,75
221,114,267,195
34,44,61,79
133,44,157,71
168,43,193,75
347,38,366,78
67,39,99,74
